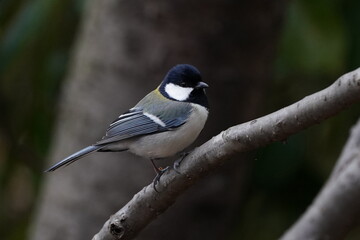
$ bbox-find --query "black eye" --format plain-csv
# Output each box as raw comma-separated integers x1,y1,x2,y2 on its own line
180,82,186,87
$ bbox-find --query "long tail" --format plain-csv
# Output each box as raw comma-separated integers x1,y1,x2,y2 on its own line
45,145,103,172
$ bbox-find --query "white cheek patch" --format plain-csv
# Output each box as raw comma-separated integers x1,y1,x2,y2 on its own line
165,83,193,101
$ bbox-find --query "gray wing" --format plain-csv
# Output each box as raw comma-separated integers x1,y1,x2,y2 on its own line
95,107,190,145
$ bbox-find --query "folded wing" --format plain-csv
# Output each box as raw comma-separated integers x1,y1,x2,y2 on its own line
95,107,191,145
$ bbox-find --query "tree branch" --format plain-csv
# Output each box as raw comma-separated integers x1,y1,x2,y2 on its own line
280,118,360,240
93,68,360,240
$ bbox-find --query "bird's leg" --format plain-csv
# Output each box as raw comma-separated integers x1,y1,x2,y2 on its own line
150,158,169,192
173,151,190,173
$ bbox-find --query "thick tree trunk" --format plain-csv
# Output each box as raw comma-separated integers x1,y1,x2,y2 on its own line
30,0,286,239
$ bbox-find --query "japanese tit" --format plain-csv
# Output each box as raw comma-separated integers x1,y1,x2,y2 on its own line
45,64,209,182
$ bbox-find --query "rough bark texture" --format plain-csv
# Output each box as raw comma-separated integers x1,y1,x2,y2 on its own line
30,0,286,239
281,119,360,240
93,68,360,240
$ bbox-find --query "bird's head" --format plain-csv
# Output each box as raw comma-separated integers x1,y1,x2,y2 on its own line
159,64,209,108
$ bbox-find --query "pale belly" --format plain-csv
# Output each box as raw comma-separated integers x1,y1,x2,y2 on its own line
128,104,208,158
106,104,208,159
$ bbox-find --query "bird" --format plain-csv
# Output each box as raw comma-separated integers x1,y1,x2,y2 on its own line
45,64,209,188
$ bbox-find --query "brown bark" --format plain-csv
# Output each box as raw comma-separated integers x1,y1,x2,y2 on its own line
281,116,360,239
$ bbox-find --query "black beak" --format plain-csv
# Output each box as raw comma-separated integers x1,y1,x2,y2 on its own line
196,81,209,89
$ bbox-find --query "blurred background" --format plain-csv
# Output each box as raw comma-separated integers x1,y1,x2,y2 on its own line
1,0,360,239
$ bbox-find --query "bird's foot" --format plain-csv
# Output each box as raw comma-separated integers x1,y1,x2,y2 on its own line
152,166,170,192
173,152,190,173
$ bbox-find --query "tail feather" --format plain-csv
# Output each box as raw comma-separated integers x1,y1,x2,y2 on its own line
45,145,102,172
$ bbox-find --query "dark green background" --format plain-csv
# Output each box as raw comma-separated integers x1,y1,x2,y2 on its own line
1,0,360,239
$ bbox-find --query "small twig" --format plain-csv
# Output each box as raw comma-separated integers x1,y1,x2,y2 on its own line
93,68,360,240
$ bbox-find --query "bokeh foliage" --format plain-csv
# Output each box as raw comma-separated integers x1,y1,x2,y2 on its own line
1,0,360,239
232,0,360,239
0,0,83,239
